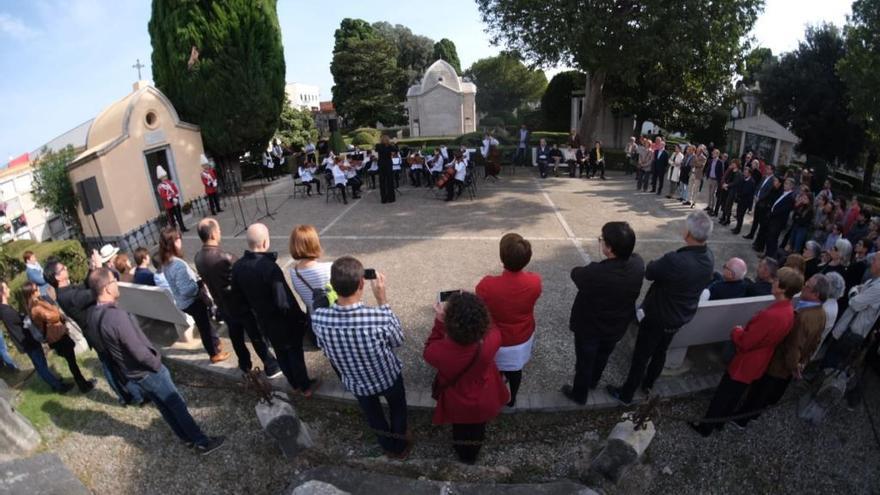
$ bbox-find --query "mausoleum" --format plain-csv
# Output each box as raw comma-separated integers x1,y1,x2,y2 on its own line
68,81,207,244
406,60,477,137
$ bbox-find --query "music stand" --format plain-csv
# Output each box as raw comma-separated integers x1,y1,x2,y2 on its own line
251,160,276,223
223,165,250,237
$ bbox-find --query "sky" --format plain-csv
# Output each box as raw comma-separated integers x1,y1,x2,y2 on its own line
0,0,854,164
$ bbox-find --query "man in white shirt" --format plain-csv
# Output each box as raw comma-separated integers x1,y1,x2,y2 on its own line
444,154,468,202
516,125,530,165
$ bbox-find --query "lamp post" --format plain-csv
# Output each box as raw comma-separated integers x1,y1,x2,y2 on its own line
729,105,740,157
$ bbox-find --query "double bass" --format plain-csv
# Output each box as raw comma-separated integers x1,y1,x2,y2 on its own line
435,165,456,189
485,146,502,178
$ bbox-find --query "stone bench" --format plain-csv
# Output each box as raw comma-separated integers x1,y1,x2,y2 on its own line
664,294,775,369
116,282,197,344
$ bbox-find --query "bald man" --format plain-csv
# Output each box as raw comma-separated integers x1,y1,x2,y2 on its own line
230,223,319,396
708,257,748,300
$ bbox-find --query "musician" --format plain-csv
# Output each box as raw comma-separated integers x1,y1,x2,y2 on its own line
408,150,426,187
156,165,187,232
515,125,530,166
590,140,606,180
445,154,467,202
365,153,379,189
321,152,335,171
573,144,588,178
262,149,274,179
329,156,350,205
549,144,564,177
200,156,222,215
428,149,445,185
439,145,451,163
458,145,470,165
375,135,397,204
482,133,501,180
535,139,551,179
271,139,284,181
298,158,322,196
344,156,363,199
391,151,403,189
304,140,317,164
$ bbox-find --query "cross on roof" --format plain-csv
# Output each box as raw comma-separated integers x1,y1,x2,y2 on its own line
132,58,145,80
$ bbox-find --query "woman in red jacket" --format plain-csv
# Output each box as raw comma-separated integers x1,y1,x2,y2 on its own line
689,267,803,437
475,233,542,408
424,292,509,464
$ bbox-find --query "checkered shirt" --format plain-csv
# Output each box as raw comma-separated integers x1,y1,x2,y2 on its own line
311,302,404,396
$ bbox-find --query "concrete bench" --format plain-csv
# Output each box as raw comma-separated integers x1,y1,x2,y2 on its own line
664,294,776,369
116,282,196,344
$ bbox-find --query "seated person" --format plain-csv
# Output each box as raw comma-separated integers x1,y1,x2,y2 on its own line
391,151,403,188
744,257,778,296
548,144,564,175
703,257,748,301
427,149,444,184
298,159,322,196
444,154,468,202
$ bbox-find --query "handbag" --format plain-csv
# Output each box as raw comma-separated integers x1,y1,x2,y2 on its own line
431,340,483,400
293,267,328,350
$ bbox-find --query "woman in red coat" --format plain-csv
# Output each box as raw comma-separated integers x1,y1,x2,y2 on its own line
689,267,803,437
424,292,509,464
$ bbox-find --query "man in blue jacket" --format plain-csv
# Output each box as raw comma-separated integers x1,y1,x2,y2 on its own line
608,211,715,405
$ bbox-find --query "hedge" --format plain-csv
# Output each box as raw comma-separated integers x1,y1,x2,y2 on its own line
351,131,378,147
2,239,88,311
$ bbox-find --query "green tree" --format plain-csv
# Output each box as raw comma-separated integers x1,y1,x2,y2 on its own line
432,38,462,74
30,146,81,236
838,0,880,192
149,0,285,174
464,53,547,120
759,25,865,165
741,47,775,86
372,22,434,88
541,71,586,131
477,0,762,142
331,19,404,128
275,97,318,149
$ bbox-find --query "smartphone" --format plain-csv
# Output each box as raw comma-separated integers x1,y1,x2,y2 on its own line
364,268,377,280
438,289,461,303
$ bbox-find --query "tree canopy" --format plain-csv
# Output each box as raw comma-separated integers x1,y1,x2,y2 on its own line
541,71,586,132
477,0,763,141
330,19,404,128
464,53,547,121
838,0,880,191
31,146,81,236
149,0,286,165
372,21,435,89
432,38,462,74
758,24,865,165
276,97,318,150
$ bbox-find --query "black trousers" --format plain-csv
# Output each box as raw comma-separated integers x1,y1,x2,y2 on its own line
764,223,784,258
183,298,220,357
694,372,750,435
571,332,619,402
591,160,605,179
734,374,790,427
304,179,321,194
49,335,90,391
206,192,221,215
502,370,522,406
166,205,186,231
452,422,486,464
538,160,549,178
620,317,676,401
651,166,666,192
445,179,463,200
265,327,311,391
568,160,578,177
735,201,750,230
378,164,395,203
221,309,280,375
720,191,735,221
748,204,768,238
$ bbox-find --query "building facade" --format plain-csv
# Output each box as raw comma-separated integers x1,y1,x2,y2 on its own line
285,83,321,110
406,60,477,137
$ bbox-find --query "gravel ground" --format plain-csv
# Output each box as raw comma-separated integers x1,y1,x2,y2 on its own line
8,351,879,494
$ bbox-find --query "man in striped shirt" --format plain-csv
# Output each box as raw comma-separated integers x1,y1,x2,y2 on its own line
311,256,410,458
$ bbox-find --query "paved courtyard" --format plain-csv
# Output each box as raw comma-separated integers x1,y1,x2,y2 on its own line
180,167,763,394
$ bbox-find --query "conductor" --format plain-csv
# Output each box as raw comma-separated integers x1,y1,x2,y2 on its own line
375,135,398,204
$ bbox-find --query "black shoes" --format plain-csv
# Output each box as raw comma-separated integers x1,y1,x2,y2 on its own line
606,385,633,406
743,234,754,239
560,385,587,405
194,436,226,455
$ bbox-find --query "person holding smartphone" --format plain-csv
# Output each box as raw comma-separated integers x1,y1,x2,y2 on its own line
311,257,410,459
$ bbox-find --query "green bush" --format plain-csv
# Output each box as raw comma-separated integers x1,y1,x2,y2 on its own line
351,127,381,139
530,131,570,145
395,137,457,148
329,130,346,153
351,131,378,147
5,240,88,309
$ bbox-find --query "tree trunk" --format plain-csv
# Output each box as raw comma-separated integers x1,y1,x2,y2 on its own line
634,118,646,138
579,71,606,144
862,146,877,194
216,155,242,194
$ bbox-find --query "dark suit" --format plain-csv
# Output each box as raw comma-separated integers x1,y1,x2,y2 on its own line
536,145,551,178
747,174,776,241
589,147,606,179
720,169,742,222
764,191,795,258
515,129,530,165
651,149,669,194
734,176,756,231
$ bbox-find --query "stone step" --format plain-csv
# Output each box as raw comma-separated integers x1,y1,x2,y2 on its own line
0,453,91,495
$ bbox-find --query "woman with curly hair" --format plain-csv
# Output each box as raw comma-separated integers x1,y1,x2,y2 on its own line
423,291,509,464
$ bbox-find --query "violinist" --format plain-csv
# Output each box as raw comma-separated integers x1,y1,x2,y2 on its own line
408,150,426,187
344,155,363,199
365,152,379,189
329,156,350,205
428,149,445,185
391,151,403,189
298,157,322,196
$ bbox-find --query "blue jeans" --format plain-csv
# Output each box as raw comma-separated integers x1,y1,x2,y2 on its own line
99,353,144,405
0,333,18,369
135,365,208,445
679,182,690,201
26,347,63,391
790,226,809,253
355,374,408,454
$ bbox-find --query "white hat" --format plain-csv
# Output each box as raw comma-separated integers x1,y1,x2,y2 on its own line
199,153,210,166
156,165,168,178
99,244,120,264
